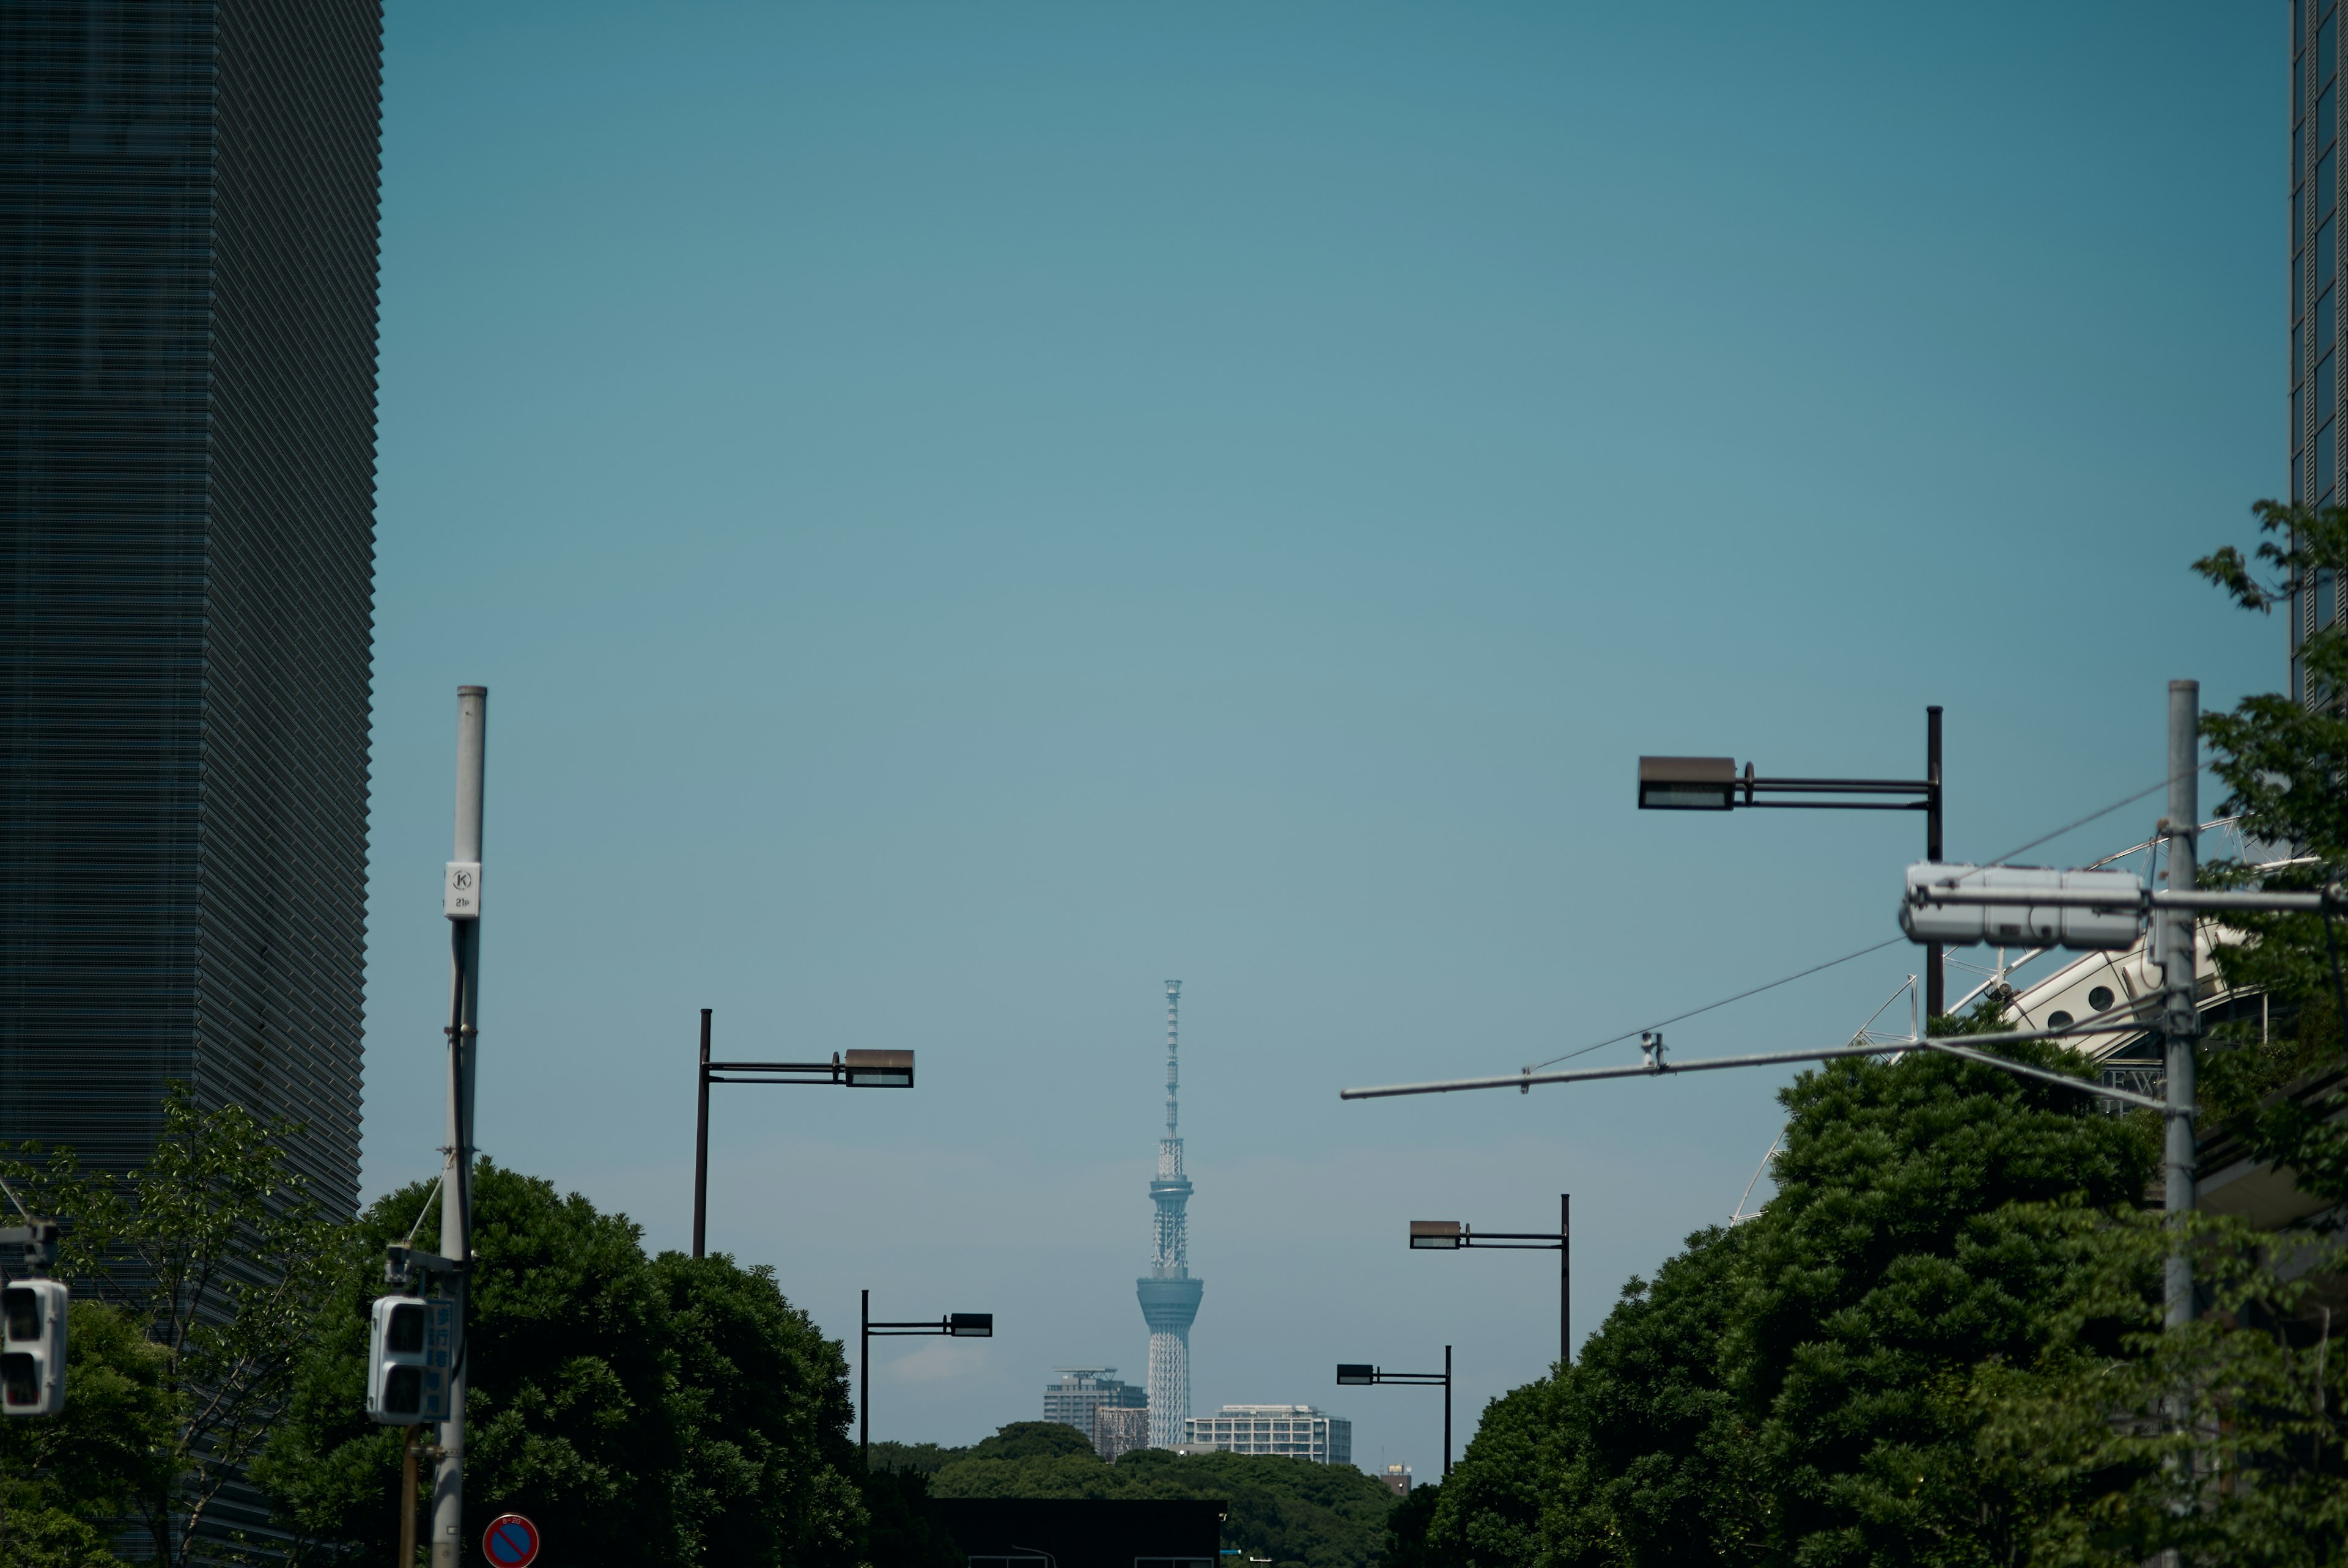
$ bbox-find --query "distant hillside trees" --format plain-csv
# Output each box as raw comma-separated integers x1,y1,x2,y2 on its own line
931,1421,1401,1568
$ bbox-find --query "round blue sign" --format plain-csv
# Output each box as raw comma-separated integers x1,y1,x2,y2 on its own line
483,1514,540,1568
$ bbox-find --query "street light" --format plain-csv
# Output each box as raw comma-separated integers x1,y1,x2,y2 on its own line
862,1290,992,1464
1408,1196,1571,1367
692,1010,915,1258
1637,705,1946,1016
1335,1347,1452,1478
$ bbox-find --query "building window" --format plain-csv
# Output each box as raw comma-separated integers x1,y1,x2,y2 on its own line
2323,216,2337,296
2325,9,2339,89
2324,148,2338,223
2325,81,2339,153
2322,417,2336,501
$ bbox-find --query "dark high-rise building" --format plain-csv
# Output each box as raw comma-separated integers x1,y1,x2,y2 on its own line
2295,0,2343,702
0,2,384,1220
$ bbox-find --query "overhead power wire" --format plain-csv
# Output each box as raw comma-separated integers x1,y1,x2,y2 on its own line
1966,763,2210,878
1517,769,2215,1078
1524,937,1905,1073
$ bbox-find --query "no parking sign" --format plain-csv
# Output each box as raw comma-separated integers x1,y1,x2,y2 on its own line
483,1515,540,1568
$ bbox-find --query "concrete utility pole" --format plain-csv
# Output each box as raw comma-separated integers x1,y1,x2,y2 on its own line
2162,680,2198,1328
434,687,487,1567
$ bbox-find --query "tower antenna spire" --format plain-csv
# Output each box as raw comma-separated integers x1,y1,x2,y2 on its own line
1137,980,1203,1448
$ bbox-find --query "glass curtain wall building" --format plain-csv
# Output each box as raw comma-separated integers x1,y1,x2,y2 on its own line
2296,0,2344,703
0,1,384,1220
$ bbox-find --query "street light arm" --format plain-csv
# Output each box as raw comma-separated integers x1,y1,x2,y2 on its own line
1749,776,1935,795
1342,1042,1891,1100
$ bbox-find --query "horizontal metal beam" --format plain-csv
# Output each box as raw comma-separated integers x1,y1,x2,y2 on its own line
706,1059,843,1074
1343,1026,2160,1106
706,1074,844,1085
1746,800,1927,811
1342,1043,1892,1100
1751,776,1934,795
1916,1039,2167,1113
1910,884,2341,914
1460,1239,1562,1250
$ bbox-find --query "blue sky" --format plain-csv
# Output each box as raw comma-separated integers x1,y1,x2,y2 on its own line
364,2,2282,1473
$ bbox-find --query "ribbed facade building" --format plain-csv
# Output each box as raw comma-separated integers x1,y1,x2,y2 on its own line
0,1,384,1219
1137,979,1203,1448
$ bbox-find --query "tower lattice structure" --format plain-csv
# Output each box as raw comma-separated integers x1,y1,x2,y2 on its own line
1135,979,1203,1447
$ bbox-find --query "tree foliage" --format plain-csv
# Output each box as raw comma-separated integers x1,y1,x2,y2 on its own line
2193,499,2348,1204
929,1423,1399,1568
0,1299,168,1567
0,1084,336,1567
1423,1043,2168,1566
256,1160,871,1568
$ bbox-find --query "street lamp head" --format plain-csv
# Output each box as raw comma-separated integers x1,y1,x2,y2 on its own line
947,1312,993,1338
1637,756,1738,811
1408,1221,1463,1250
843,1050,915,1088
1335,1364,1376,1385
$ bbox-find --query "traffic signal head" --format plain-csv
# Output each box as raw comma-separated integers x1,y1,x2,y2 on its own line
1900,864,2144,952
1,1279,67,1416
366,1295,454,1425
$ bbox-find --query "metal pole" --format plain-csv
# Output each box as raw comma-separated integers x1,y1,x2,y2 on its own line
1442,1344,1452,1479
433,686,485,1568
693,1009,712,1259
399,1425,423,1568
1559,1194,1571,1369
2163,680,2199,1328
1925,705,1944,1021
861,1288,871,1465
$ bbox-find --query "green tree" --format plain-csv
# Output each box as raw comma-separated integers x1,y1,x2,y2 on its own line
0,1086,336,1567
1425,1040,2157,1567
256,1161,868,1568
0,1298,169,1567
1379,1481,1443,1568
929,1423,1398,1568
1968,1210,2348,1568
2192,499,2348,1201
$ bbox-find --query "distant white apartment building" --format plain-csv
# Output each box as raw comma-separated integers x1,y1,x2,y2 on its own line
1182,1404,1353,1465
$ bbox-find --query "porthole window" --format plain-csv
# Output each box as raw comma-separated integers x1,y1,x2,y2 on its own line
2088,986,2116,1013
2048,1011,2075,1029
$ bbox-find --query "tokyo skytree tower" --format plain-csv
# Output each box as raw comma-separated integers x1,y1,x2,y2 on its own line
1135,979,1203,1448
